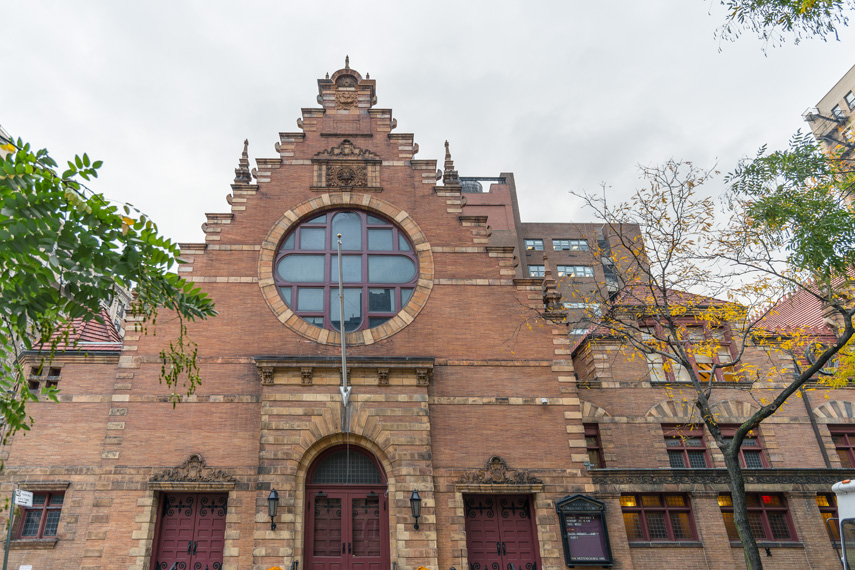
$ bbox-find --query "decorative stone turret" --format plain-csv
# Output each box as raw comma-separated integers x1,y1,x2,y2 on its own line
443,140,459,185
233,139,251,184
316,56,377,112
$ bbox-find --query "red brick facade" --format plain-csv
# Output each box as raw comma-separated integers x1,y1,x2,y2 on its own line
1,63,850,570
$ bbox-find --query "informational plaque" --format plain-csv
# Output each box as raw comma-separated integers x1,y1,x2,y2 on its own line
555,495,613,567
14,489,33,507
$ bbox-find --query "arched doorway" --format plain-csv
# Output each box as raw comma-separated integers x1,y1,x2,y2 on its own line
304,446,389,570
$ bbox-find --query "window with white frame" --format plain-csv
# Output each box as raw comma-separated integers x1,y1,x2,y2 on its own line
552,239,589,251
846,91,855,110
528,265,545,277
524,239,544,251
557,265,594,278
833,104,846,120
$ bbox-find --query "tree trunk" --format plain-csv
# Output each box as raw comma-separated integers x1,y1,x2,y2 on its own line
723,450,764,570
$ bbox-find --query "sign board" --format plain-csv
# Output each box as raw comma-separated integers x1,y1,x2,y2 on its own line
19,566,33,570
14,489,33,507
555,494,613,567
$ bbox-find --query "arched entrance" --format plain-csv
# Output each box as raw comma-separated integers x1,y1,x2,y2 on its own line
304,446,389,570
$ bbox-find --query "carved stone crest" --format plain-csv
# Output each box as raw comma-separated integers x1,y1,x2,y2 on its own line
335,91,358,109
315,139,379,161
457,456,542,485
301,367,313,385
150,454,235,483
327,164,367,188
416,368,432,386
377,368,390,386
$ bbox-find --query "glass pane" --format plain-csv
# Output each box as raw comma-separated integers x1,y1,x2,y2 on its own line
686,438,703,447
282,233,295,250
620,496,637,507
21,510,41,537
668,452,687,468
761,495,782,507
822,512,841,541
670,512,692,540
304,317,324,327
369,317,390,328
352,497,381,557
366,214,385,224
399,234,412,251
641,495,662,507
331,255,363,283
300,227,326,250
32,495,46,506
297,288,324,312
665,495,686,507
307,214,327,223
687,452,708,468
748,512,766,540
401,288,413,304
330,289,362,332
313,497,342,557
839,449,854,468
767,513,791,540
587,450,602,466
722,512,739,540
816,495,831,507
49,495,63,506
646,512,667,539
311,450,382,484
280,287,292,307
332,212,362,250
745,494,760,507
665,438,682,448
368,289,394,312
623,512,643,539
368,229,394,251
743,451,764,468
278,255,325,282
43,510,60,536
718,495,733,507
368,256,416,283
843,520,855,568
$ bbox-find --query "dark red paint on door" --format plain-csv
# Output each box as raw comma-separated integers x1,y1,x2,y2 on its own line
464,495,540,570
305,490,387,570
152,493,227,570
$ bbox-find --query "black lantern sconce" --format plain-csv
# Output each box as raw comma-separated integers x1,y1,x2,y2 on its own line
268,489,280,530
409,490,422,530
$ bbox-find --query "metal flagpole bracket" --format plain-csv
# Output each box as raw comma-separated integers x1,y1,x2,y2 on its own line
336,234,352,429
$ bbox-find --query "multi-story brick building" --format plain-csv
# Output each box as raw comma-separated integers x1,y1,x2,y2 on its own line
805,63,855,161
2,61,851,570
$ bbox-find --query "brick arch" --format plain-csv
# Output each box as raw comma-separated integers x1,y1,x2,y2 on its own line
709,400,760,421
292,432,399,565
580,401,611,420
258,192,435,346
813,400,855,421
645,399,698,420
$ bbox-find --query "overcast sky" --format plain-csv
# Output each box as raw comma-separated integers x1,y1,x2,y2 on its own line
2,1,854,244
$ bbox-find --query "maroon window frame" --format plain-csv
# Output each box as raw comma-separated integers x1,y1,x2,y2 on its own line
620,494,697,542
663,425,710,468
274,210,418,333
17,492,63,539
719,493,797,542
721,426,769,468
584,423,605,467
640,321,738,383
830,426,855,468
816,493,840,541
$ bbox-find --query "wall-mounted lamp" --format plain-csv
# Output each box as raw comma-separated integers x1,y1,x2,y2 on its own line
409,490,422,530
268,489,280,530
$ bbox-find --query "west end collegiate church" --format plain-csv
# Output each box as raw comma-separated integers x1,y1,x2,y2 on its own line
3,61,853,570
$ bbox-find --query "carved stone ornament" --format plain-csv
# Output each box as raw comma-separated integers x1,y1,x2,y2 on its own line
416,368,432,386
150,454,236,483
377,368,390,386
335,91,358,110
457,456,542,485
301,367,313,385
315,139,379,161
258,366,274,385
590,468,846,487
327,164,367,188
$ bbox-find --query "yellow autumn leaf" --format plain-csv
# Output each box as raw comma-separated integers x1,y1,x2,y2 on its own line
0,143,15,152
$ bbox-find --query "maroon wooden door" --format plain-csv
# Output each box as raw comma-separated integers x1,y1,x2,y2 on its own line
306,489,387,570
464,495,540,570
152,493,227,570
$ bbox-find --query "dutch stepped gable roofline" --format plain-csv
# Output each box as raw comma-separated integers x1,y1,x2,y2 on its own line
31,307,123,353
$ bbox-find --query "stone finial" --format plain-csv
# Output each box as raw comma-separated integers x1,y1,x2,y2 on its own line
443,140,459,185
366,72,370,79
345,55,350,70
234,139,251,184
326,72,330,80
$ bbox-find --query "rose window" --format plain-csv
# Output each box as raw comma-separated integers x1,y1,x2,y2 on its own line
274,210,419,332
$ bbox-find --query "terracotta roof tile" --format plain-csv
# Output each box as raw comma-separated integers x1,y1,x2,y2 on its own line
36,308,123,352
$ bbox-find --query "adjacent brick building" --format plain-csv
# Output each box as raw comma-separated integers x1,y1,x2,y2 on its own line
2,61,851,570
